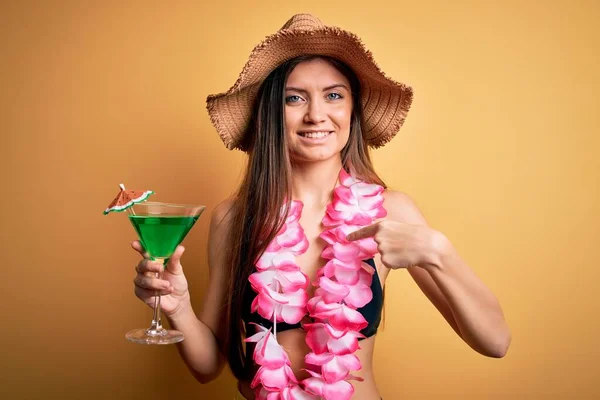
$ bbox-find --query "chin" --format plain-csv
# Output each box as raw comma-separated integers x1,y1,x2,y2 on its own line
291,149,342,163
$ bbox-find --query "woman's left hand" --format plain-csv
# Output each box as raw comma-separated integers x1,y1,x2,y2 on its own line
346,220,447,270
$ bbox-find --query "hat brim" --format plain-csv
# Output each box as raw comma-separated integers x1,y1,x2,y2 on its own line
207,26,413,151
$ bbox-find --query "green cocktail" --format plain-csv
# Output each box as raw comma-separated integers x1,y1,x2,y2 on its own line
126,201,205,345
129,216,199,259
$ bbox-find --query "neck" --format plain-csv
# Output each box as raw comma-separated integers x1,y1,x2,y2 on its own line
290,157,343,210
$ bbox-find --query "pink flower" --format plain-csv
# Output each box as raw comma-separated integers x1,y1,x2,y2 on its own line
307,296,368,331
265,229,309,255
245,324,290,368
304,323,364,355
317,275,373,309
251,364,298,391
321,241,359,262
339,168,358,187
321,224,378,259
254,387,278,400
250,266,309,293
334,186,383,210
276,224,308,248
322,175,387,226
305,352,362,382
319,259,375,286
319,224,356,245
350,181,384,197
256,250,299,271
282,385,320,400
262,207,309,258
302,369,363,400
251,287,308,324
321,240,377,263
284,200,303,224
255,385,319,400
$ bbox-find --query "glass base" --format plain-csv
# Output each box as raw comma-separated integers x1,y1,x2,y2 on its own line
126,327,185,345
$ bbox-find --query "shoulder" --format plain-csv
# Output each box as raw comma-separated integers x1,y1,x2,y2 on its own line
208,196,237,244
206,197,238,275
211,196,236,226
382,189,430,226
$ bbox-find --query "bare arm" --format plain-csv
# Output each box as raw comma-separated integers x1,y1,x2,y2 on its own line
167,198,235,383
384,190,511,358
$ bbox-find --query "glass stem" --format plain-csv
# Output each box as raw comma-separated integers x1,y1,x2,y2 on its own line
149,258,166,333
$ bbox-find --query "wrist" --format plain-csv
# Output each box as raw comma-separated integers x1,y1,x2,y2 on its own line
421,229,452,273
166,295,194,324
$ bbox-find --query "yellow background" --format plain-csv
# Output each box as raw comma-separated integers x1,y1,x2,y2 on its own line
1,0,598,399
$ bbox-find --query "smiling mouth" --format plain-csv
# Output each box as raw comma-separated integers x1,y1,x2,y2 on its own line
297,131,333,139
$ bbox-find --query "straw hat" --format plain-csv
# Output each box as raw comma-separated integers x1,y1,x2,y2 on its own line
206,13,413,152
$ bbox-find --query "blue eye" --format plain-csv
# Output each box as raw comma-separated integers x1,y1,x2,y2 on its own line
327,92,343,100
286,95,302,103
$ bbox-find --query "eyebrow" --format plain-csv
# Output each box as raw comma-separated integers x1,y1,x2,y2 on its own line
285,84,349,93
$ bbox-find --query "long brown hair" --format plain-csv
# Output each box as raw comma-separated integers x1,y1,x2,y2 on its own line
223,55,387,380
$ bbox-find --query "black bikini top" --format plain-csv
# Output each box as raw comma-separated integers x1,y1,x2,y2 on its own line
242,258,383,340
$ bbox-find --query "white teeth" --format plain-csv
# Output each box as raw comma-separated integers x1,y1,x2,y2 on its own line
299,131,331,139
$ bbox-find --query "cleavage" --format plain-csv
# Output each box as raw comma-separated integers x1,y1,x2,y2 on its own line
294,207,328,298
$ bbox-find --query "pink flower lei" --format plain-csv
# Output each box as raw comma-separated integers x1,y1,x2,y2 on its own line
245,168,387,400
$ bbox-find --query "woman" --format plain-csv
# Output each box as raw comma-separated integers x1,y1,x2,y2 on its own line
132,14,511,400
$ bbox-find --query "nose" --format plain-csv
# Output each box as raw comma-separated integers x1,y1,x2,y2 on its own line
303,99,326,124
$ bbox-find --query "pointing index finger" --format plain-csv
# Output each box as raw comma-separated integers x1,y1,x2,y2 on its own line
346,223,378,241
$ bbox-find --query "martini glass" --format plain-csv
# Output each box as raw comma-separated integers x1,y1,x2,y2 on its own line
126,201,205,344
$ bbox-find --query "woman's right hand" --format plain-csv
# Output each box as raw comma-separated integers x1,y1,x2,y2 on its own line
132,241,191,318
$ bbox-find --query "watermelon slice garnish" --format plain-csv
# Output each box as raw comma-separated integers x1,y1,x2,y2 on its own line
103,184,154,215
